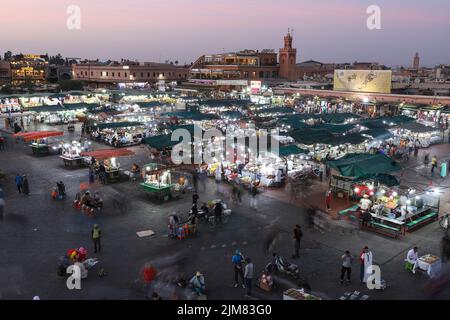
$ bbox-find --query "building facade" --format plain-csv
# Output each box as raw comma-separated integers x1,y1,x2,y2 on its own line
189,49,279,81
72,61,189,88
0,60,11,84
9,54,49,84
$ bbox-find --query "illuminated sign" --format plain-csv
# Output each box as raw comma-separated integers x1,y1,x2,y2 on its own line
250,81,262,94
334,70,392,94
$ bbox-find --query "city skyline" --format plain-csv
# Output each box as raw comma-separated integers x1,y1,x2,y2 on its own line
1,0,450,67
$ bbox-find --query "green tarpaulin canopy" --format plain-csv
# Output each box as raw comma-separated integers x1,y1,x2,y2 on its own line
353,173,400,187
95,121,144,130
277,145,310,157
326,153,401,178
290,129,365,146
136,101,163,108
399,122,438,133
257,107,296,115
161,111,219,121
361,128,393,139
311,123,356,135
319,113,360,124
200,99,251,108
222,111,245,119
26,104,94,113
279,118,311,130
143,133,184,150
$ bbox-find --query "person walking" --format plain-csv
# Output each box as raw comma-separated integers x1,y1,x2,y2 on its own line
192,172,199,193
89,167,95,184
22,175,30,195
232,250,245,288
414,145,419,159
0,183,5,221
431,155,438,174
341,251,354,284
244,258,254,297
15,174,23,194
250,184,258,210
325,189,333,211
292,225,303,259
92,224,102,253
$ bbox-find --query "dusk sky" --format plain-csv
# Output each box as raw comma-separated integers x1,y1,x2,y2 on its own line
2,0,450,67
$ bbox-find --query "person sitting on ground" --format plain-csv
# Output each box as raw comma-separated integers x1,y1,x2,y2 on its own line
189,271,206,296
80,191,92,207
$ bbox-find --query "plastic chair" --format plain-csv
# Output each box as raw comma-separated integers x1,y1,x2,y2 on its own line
405,261,414,272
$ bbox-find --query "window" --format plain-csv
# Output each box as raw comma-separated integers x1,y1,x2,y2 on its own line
125,72,127,77
259,71,264,78
153,72,156,77
118,72,121,77
148,72,150,77
91,72,93,76
112,72,115,77
106,72,109,76
141,72,144,77
133,73,136,77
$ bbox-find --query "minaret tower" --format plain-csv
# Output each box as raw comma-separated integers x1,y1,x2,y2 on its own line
279,29,297,81
413,52,420,69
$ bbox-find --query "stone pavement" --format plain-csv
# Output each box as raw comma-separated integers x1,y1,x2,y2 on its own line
0,123,449,300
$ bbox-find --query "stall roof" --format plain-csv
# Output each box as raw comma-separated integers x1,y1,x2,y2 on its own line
361,128,393,139
62,102,99,109
256,107,296,115
199,99,252,108
311,123,356,135
136,101,164,109
277,145,310,157
279,118,311,130
399,121,438,133
319,113,360,124
13,130,64,142
143,133,185,150
161,111,219,121
95,121,144,130
80,148,135,160
326,153,401,178
290,129,334,145
353,173,400,187
26,104,94,113
222,111,245,119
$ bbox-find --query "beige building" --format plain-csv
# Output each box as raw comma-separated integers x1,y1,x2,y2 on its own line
72,61,189,88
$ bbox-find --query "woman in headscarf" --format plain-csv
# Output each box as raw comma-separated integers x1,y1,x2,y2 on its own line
22,175,30,195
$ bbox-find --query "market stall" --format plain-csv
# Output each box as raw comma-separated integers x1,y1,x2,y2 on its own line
59,141,91,168
330,154,439,237
13,130,64,155
90,121,145,147
80,148,135,183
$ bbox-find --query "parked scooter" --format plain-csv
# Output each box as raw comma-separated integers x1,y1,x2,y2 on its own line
265,253,299,279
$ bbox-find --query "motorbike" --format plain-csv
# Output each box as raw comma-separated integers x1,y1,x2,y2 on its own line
193,200,232,228
265,254,299,279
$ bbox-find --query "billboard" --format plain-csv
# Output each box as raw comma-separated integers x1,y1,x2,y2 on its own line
250,81,262,95
333,70,392,94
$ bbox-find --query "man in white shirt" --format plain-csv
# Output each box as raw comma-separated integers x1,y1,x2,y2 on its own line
407,246,419,274
359,195,372,211
407,247,419,263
